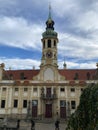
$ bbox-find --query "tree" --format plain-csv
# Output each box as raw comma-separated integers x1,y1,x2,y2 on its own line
66,83,98,130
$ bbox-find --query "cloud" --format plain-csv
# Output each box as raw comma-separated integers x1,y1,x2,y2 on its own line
0,57,40,70
58,31,98,60
0,0,98,69
0,16,43,50
0,57,96,70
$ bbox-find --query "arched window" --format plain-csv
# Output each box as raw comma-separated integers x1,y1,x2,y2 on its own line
87,72,90,80
48,39,51,48
43,40,45,48
54,40,56,47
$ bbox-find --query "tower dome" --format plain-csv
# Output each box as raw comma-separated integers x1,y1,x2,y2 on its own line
42,5,58,39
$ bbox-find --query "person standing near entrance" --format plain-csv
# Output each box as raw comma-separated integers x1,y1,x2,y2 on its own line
55,120,60,130
31,119,35,130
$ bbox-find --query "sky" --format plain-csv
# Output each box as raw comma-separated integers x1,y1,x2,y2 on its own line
0,0,98,70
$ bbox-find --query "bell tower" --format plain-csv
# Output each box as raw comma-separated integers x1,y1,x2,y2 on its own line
40,5,59,68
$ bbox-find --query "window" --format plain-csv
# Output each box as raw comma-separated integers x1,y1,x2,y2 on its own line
14,99,18,108
48,39,51,48
54,40,56,47
81,88,84,92
20,72,24,80
43,41,45,48
74,73,79,80
32,100,38,106
9,74,13,80
2,88,6,91
87,72,90,80
33,87,37,92
71,101,76,109
60,100,66,107
24,88,28,91
15,88,18,91
23,100,27,108
60,88,65,92
1,100,5,108
71,88,75,92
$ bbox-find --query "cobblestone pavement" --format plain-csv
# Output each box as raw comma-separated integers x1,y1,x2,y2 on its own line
35,122,66,130
0,119,67,130
20,122,66,130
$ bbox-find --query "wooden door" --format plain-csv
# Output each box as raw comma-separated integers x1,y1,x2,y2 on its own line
60,107,66,118
60,100,66,118
32,106,37,117
45,104,52,118
32,100,38,118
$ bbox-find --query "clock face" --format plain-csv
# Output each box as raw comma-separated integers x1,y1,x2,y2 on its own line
46,51,52,58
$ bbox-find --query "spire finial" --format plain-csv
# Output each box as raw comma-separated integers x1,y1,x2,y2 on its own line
63,57,67,69
49,2,51,19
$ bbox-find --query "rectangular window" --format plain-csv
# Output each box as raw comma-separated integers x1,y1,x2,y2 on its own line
60,88,65,92
2,88,6,91
81,88,84,92
14,99,18,108
1,100,5,108
71,88,75,92
71,101,76,109
60,100,66,107
15,88,18,91
32,100,38,106
23,100,27,108
24,88,28,91
33,88,37,92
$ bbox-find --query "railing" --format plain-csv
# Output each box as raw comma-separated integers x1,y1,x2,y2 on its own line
41,94,57,100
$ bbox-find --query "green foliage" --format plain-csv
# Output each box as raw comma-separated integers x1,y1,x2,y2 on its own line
66,83,98,130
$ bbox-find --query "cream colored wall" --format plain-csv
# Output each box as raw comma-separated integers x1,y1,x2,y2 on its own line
0,80,97,118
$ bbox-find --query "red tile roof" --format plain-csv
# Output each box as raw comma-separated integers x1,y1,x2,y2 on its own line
4,69,96,80
4,70,40,80
59,69,96,80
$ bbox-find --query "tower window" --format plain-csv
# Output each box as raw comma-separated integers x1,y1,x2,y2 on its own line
48,39,51,48
54,40,56,47
43,40,45,48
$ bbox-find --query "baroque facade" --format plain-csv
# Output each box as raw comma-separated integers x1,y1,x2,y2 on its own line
0,8,98,120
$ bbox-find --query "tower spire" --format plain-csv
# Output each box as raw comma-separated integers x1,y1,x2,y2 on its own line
49,3,51,19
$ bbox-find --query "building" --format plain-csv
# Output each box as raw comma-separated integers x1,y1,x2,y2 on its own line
0,7,97,120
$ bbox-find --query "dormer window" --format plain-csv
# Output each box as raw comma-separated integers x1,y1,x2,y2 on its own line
20,72,24,80
9,74,13,80
87,72,90,80
74,73,79,80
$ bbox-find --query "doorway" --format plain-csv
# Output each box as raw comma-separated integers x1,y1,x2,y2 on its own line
45,104,52,118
